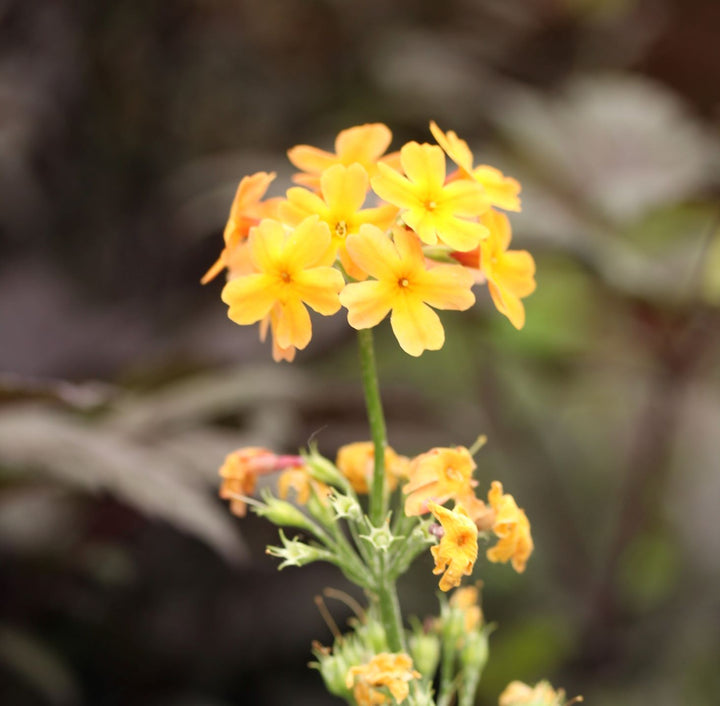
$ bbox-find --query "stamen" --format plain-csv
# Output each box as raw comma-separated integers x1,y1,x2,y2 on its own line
335,221,348,237
280,271,291,283
399,278,409,288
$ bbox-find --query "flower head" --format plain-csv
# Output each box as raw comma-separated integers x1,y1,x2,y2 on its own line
202,172,281,283
221,216,345,352
288,123,402,191
346,652,421,705
430,122,521,212
403,446,477,516
281,163,398,280
336,441,410,494
219,447,300,517
278,466,331,505
487,481,533,573
371,142,489,252
428,502,479,591
340,226,476,356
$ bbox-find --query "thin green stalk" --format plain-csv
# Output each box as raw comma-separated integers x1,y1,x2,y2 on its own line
357,328,388,527
377,555,406,653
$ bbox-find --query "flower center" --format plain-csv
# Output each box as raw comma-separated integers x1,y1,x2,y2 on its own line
398,277,409,288
335,220,348,238
280,271,291,283
425,200,437,212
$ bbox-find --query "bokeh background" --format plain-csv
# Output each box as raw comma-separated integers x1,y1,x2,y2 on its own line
1,0,719,704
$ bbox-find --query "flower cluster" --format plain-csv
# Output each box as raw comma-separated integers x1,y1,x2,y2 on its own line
205,123,536,360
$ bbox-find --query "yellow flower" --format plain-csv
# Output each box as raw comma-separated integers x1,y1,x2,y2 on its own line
346,653,421,705
487,481,533,573
280,163,398,280
202,172,281,284
340,225,476,356
428,502,479,592
371,142,489,252
288,123,402,191
499,680,574,706
259,305,297,363
449,585,483,632
336,441,410,494
430,121,522,212
221,216,345,352
452,208,536,329
403,446,477,517
219,447,297,517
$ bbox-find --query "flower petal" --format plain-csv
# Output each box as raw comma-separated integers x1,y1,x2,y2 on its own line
417,264,476,310
249,219,286,271
345,225,400,281
321,163,369,214
441,179,488,216
221,274,278,324
390,296,445,356
372,163,422,210
429,121,474,174
293,267,345,315
335,123,392,163
284,216,332,270
488,281,525,329
341,280,394,329
282,187,329,224
275,298,312,349
287,145,336,175
400,142,446,193
437,216,488,252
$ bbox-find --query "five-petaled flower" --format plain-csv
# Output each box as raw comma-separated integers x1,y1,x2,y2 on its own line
346,652,420,705
221,216,345,352
202,172,281,284
430,121,522,212
403,446,478,516
288,123,402,191
428,502,479,592
452,208,536,329
371,141,489,252
281,163,398,280
340,225,476,356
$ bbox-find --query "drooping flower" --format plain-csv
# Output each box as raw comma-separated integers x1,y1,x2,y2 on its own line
280,163,398,280
288,123,402,191
403,446,477,516
219,447,303,517
499,680,575,706
202,172,281,283
428,502,479,591
335,441,410,494
371,142,489,252
340,225,476,356
486,481,533,573
346,653,421,705
452,208,536,329
430,121,522,212
221,216,345,352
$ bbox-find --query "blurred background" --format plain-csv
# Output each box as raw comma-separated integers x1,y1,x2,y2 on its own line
1,0,719,704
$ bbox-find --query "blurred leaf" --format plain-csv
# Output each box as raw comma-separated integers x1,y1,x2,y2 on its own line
0,406,246,562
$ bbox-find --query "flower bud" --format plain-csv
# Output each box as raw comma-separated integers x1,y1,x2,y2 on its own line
254,494,313,530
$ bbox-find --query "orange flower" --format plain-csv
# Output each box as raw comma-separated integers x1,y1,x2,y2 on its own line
280,163,398,280
335,442,410,494
430,121,521,212
219,447,302,517
346,653,420,705
221,216,345,353
452,208,536,329
403,446,477,516
288,123,402,191
340,226,475,356
449,585,483,632
277,466,331,505
428,502,479,591
499,680,572,706
371,142,489,252
202,172,281,283
486,481,533,573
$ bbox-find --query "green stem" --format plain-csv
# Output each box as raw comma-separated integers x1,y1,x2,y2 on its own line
357,329,406,654
357,329,388,527
377,556,406,653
